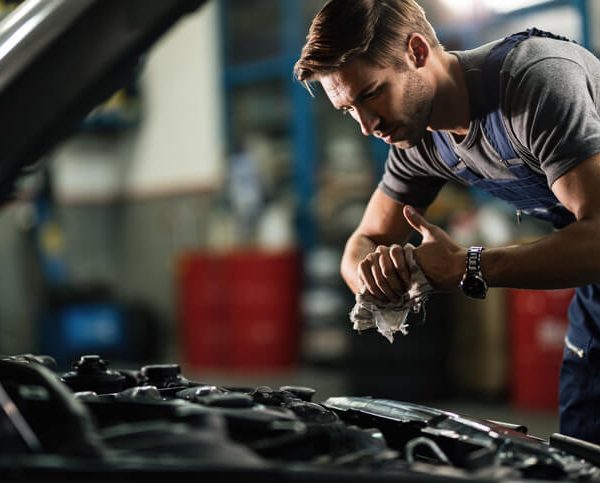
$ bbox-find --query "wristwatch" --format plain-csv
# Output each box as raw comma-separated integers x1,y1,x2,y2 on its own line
460,246,488,299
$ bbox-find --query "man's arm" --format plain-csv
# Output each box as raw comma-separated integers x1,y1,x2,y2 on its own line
340,187,423,299
406,154,600,291
482,154,600,289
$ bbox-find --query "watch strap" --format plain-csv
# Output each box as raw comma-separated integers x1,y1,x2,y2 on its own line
461,246,488,299
466,246,484,275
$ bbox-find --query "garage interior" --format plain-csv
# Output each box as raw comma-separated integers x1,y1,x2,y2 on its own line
0,1,599,473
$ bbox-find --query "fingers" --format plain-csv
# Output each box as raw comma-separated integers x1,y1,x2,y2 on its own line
403,205,430,238
358,244,410,302
375,248,403,299
390,244,410,287
358,253,389,300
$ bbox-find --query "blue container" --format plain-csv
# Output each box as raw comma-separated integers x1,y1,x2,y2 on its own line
39,302,130,370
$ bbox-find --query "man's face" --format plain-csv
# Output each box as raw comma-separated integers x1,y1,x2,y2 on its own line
320,57,434,149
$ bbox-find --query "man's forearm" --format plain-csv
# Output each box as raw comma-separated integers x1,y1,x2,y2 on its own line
483,218,600,289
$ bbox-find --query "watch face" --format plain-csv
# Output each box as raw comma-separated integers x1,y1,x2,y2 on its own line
461,274,487,299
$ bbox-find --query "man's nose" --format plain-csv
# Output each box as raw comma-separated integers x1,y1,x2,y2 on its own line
355,107,379,136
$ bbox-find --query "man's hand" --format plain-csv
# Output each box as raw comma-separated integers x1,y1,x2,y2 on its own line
403,205,466,291
357,244,411,303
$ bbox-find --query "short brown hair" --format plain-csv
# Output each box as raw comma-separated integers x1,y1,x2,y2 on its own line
294,0,441,83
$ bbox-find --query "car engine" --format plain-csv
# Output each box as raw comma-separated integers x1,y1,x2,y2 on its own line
1,353,599,482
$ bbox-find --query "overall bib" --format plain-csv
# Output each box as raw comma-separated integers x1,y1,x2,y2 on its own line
431,28,600,443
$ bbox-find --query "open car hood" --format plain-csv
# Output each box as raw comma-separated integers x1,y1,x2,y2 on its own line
0,0,206,203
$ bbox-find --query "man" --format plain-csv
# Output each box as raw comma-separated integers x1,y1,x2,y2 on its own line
294,0,600,444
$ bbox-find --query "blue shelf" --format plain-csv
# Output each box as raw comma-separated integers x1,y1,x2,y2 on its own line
219,0,317,251
224,56,294,87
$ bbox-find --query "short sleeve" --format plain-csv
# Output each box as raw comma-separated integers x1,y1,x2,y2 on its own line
507,56,600,185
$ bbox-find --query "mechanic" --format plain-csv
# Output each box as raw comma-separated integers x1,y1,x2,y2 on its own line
293,0,600,444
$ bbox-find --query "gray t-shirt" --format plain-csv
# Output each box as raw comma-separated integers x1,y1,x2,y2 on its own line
379,36,600,208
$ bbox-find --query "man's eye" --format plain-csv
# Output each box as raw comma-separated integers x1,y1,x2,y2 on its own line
363,89,379,100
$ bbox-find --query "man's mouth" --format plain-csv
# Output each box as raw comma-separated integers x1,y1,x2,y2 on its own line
380,126,400,143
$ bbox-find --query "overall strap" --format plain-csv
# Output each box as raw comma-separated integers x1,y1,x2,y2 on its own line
431,131,480,183
430,28,578,229
480,28,578,162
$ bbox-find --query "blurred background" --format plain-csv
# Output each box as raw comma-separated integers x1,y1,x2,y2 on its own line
0,0,597,439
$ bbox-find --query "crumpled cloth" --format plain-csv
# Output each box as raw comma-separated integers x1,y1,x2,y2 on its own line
349,243,433,343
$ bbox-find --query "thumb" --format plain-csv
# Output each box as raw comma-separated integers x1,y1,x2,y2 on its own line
403,205,431,237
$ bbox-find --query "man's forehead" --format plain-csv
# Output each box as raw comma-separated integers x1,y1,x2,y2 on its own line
319,71,348,104
319,61,374,107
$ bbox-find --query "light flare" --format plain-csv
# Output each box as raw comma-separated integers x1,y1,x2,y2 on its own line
440,0,553,17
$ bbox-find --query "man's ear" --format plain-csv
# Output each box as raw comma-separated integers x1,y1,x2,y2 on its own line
407,34,430,68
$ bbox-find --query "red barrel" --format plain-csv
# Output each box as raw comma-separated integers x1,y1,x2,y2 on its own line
178,248,301,371
507,288,574,410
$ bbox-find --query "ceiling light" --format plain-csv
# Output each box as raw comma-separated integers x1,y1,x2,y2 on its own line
439,0,553,17
482,0,553,14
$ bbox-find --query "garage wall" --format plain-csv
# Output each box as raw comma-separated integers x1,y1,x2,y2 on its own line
52,0,225,202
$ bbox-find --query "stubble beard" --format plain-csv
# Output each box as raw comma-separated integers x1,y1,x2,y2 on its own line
393,71,433,149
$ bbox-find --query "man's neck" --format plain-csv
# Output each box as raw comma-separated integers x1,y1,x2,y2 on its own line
428,51,471,136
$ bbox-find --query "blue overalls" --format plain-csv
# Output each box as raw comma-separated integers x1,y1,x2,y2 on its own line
431,28,600,444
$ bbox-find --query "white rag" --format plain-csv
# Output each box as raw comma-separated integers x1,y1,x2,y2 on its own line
349,243,433,343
